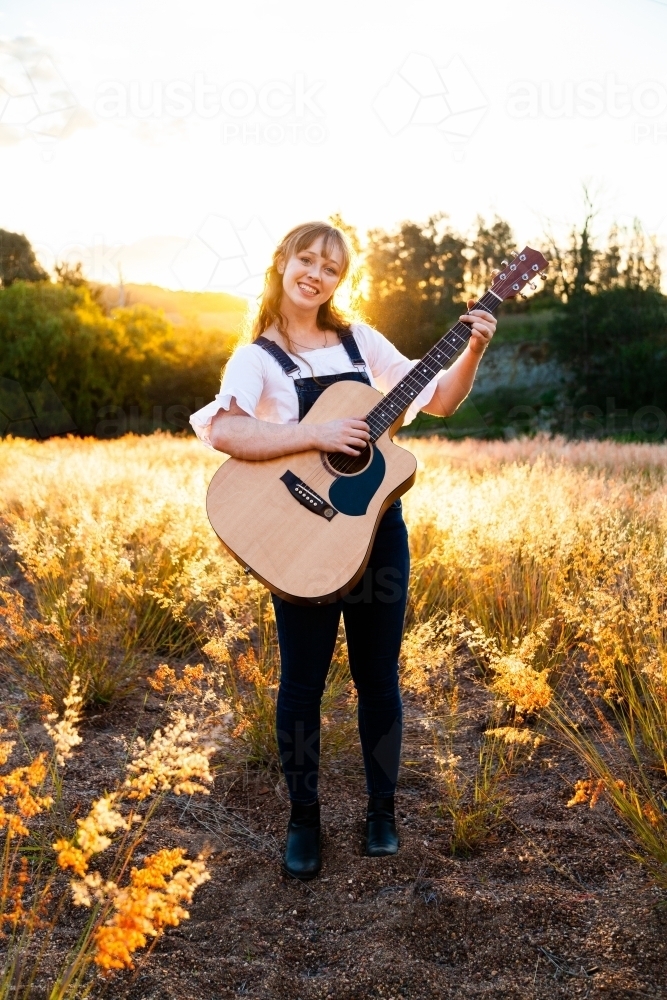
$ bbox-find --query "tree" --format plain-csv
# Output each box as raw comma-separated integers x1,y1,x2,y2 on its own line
540,187,661,303
618,219,661,291
549,285,667,419
541,196,597,302
363,215,466,357
0,230,48,287
328,212,362,256
0,281,230,437
467,215,515,298
545,195,666,431
54,260,87,288
328,213,364,316
596,224,622,291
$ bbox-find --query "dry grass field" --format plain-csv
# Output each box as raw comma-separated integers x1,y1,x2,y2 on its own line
1,432,667,998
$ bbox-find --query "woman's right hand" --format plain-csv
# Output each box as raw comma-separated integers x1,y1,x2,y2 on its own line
310,418,370,455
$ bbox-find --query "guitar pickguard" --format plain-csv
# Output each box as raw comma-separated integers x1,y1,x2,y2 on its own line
328,445,386,516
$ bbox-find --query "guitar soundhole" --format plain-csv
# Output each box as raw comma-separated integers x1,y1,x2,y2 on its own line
325,444,373,476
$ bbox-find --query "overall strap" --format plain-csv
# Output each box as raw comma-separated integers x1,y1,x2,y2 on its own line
254,336,300,377
255,331,368,376
339,330,368,372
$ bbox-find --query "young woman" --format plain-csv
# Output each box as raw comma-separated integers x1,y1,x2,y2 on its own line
190,221,496,880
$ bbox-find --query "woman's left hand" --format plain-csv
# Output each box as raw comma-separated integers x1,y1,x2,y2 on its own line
459,298,496,356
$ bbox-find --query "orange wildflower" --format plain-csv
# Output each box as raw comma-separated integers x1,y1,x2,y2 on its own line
491,656,553,717
53,842,90,879
54,793,128,875
0,749,53,838
485,726,543,747
43,673,83,766
0,735,14,768
231,717,251,739
124,712,214,801
148,663,206,696
642,801,663,827
90,848,210,970
0,856,30,930
567,778,606,809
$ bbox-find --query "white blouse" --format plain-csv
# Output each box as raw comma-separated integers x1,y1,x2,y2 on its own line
189,322,440,449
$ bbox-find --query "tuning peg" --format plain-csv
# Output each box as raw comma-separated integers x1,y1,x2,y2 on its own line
539,272,548,280
529,282,537,290
501,259,509,267
491,268,501,276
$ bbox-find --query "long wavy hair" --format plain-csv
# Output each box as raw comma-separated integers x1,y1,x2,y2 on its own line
249,222,354,349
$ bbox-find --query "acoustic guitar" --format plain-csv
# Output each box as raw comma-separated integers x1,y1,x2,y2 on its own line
206,246,548,604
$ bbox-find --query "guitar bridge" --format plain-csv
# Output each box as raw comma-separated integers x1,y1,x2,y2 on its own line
280,470,338,520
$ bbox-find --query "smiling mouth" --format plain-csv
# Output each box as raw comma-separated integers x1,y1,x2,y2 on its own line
297,282,319,297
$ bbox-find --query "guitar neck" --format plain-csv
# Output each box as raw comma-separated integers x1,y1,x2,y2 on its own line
365,289,502,441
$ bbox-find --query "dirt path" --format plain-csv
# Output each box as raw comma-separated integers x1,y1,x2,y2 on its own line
42,683,664,1000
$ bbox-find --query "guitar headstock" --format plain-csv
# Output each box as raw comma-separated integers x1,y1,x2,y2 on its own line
489,246,549,300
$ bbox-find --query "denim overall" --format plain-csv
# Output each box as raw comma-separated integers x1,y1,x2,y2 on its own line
255,332,373,418
254,333,409,804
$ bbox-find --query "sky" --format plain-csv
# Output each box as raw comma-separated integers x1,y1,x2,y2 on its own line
1,0,666,295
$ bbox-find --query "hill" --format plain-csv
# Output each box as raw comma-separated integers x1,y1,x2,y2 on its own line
97,283,249,340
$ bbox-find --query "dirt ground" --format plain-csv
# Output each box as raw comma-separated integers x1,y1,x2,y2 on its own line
8,659,666,1000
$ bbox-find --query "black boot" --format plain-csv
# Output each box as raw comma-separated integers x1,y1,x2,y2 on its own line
364,794,399,857
282,799,321,880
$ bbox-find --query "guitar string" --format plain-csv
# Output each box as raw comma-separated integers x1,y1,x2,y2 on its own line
301,291,498,491
301,257,543,488
297,292,498,495
298,323,471,495
295,269,543,494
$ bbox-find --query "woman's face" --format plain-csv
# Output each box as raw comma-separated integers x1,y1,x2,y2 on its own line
278,235,344,312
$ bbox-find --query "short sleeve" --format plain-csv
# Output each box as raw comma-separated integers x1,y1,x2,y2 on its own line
351,323,440,426
189,344,266,449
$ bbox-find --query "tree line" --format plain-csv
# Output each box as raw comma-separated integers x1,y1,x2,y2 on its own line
1,206,665,440
354,204,665,438
0,233,230,438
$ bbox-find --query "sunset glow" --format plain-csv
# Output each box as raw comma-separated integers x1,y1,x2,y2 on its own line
2,0,666,293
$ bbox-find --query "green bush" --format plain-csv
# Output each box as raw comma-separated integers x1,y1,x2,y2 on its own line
0,281,230,437
548,286,667,431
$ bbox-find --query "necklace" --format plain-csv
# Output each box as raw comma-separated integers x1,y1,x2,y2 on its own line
289,330,336,351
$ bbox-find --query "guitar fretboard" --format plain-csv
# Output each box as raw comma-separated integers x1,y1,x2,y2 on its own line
365,289,501,441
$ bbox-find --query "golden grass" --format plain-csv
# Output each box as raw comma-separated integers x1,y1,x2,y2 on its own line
2,430,667,982
0,434,236,705
0,674,213,998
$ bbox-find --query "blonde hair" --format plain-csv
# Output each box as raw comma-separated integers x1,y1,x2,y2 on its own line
248,221,354,349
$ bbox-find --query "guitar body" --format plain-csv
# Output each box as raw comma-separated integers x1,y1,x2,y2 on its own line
206,380,417,604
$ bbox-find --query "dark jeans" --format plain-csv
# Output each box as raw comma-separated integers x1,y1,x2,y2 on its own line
272,502,409,804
